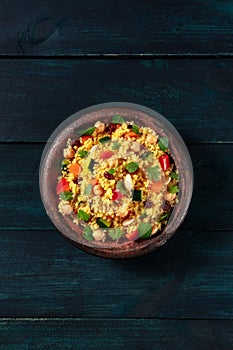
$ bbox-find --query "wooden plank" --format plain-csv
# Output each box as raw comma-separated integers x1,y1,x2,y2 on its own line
1,0,233,55
0,144,232,231
0,319,233,349
1,229,233,318
0,59,232,142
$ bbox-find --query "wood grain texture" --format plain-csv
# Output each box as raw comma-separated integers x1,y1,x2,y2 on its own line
0,59,232,143
1,228,233,318
0,144,232,231
1,0,233,55
1,319,233,350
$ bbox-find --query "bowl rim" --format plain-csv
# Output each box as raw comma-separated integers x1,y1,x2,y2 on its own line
40,102,194,258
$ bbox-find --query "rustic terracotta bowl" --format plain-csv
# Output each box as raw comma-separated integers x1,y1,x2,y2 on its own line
40,102,193,258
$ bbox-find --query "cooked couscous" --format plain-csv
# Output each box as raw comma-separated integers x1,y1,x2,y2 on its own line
56,115,179,243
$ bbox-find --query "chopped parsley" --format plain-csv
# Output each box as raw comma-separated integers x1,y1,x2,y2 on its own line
125,162,139,173
148,165,160,181
108,228,124,240
108,168,116,175
83,226,93,241
112,141,120,150
168,185,179,194
170,172,179,180
59,191,73,201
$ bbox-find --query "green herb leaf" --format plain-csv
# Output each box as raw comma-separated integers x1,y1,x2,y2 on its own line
81,127,96,136
141,151,152,160
168,185,179,194
158,137,169,152
83,226,93,241
108,168,116,175
116,180,127,195
112,114,125,124
125,162,139,173
59,191,73,201
84,184,92,195
138,222,152,239
132,189,142,201
112,141,120,150
108,228,124,240
148,165,160,181
170,172,179,180
99,136,111,143
78,150,89,158
78,210,90,222
158,212,171,222
97,218,111,228
131,125,141,135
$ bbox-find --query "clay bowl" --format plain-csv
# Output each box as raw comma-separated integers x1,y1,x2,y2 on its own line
39,102,193,258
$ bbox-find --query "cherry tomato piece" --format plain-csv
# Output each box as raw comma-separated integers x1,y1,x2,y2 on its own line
125,230,139,241
56,178,70,194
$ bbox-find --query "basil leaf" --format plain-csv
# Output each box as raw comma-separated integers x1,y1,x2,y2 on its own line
125,162,139,173
168,185,179,194
78,210,90,222
59,191,73,200
148,165,160,181
158,137,169,152
78,150,89,158
112,141,120,150
83,226,93,241
84,184,92,195
131,125,141,135
112,114,125,124
99,136,111,143
108,168,116,175
108,228,124,240
170,172,179,180
81,127,96,136
138,222,152,239
116,180,127,195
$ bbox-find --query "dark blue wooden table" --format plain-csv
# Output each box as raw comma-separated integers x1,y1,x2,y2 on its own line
1,1,233,349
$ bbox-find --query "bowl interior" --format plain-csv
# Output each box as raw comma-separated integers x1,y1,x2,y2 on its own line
40,102,193,258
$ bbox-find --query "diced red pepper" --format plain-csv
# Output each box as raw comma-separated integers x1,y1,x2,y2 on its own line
112,190,124,201
99,150,114,160
56,178,70,194
125,230,139,241
81,135,93,143
159,154,170,171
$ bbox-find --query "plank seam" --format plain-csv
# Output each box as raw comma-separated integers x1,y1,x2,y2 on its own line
1,317,233,321
0,54,233,59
